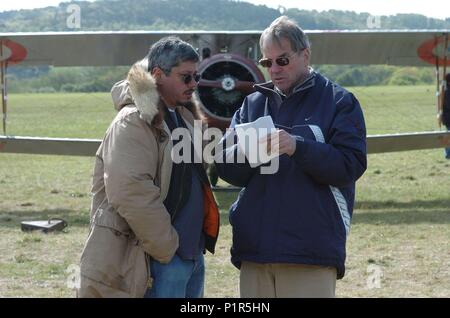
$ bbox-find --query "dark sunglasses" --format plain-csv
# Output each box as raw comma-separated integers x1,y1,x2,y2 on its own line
259,56,291,68
180,73,201,84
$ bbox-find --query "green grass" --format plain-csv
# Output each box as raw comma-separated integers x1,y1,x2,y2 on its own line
352,85,439,134
5,93,115,138
1,86,450,297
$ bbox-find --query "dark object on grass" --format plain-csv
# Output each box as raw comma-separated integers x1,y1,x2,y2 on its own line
21,218,68,233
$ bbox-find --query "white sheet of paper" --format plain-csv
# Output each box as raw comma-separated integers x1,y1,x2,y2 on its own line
235,116,278,167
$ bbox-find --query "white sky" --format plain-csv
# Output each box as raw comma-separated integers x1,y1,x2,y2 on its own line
0,0,89,12
245,0,449,19
0,0,449,20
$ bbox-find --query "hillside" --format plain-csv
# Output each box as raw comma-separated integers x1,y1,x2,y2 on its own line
1,0,449,32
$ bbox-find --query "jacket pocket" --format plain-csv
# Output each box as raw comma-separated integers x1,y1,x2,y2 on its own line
79,207,149,297
229,179,263,254
229,188,246,226
92,205,131,236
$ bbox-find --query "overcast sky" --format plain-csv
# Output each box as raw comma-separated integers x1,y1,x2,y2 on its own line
1,0,449,20
244,0,449,20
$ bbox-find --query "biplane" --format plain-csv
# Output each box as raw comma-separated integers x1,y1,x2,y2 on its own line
1,29,450,158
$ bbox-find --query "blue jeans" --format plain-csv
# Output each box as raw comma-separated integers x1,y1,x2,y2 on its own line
144,253,205,298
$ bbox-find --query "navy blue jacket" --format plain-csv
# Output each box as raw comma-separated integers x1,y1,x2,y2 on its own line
215,71,367,279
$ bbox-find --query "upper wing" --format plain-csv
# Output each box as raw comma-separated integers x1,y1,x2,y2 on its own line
1,30,449,67
0,31,261,66
308,30,450,66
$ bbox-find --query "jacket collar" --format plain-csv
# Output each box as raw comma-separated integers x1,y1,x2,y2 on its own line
111,60,198,140
110,60,161,127
126,61,161,125
255,67,316,99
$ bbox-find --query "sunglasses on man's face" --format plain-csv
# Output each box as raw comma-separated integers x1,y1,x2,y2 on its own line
259,50,304,68
258,55,293,68
180,73,201,84
258,56,291,68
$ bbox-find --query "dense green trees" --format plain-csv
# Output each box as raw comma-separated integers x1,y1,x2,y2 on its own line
2,0,449,32
8,67,129,93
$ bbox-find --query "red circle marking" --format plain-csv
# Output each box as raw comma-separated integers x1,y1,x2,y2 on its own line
417,35,450,66
0,39,27,65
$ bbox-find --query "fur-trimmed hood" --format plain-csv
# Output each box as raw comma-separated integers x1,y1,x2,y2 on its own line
111,59,204,127
111,59,160,125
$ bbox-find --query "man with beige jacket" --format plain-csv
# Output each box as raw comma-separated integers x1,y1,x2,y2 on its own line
78,36,219,298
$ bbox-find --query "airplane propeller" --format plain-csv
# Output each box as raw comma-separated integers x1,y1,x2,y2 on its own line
199,78,255,94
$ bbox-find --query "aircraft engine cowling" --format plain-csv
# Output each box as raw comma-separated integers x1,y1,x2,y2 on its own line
195,53,266,131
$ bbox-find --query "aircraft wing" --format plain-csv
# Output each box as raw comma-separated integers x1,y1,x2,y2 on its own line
0,31,262,66
0,30,449,67
308,30,449,66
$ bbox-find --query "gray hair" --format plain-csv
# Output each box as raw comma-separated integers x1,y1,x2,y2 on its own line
147,36,199,75
260,16,310,53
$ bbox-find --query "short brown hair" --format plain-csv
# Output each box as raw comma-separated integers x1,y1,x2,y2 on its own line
260,16,310,53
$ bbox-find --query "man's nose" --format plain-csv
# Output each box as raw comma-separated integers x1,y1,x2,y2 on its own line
270,63,283,74
189,80,198,88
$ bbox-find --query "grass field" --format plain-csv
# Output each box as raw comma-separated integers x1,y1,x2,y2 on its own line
1,86,449,297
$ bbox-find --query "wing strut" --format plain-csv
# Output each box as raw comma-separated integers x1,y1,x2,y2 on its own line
442,33,448,122
0,40,7,135
437,33,449,128
435,36,441,127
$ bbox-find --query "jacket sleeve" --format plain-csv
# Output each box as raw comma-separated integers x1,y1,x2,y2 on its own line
214,98,258,187
292,93,367,187
102,112,178,263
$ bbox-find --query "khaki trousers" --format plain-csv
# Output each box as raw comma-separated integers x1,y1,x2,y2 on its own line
240,261,337,298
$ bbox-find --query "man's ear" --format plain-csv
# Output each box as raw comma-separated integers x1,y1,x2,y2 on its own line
151,67,164,82
302,48,311,65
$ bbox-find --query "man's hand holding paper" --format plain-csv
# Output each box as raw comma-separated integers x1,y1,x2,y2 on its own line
235,116,296,168
263,129,297,157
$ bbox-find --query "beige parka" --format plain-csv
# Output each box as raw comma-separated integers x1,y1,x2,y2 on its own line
78,61,219,298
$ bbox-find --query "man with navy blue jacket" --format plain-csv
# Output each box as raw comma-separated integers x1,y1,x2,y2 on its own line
215,16,367,297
